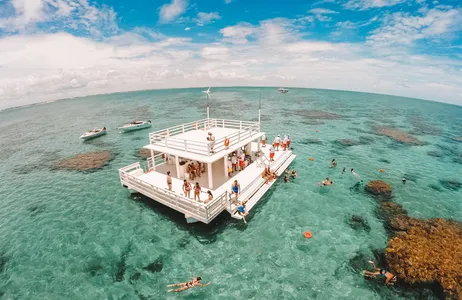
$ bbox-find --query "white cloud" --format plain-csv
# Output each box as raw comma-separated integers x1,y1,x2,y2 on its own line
0,0,118,36
368,8,462,46
195,12,221,26
306,8,338,22
220,22,257,44
185,27,191,31
344,0,405,10
224,0,232,3
159,0,187,23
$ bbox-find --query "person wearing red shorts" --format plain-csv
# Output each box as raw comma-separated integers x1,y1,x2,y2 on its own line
287,135,291,148
239,154,245,170
269,145,275,162
273,135,281,151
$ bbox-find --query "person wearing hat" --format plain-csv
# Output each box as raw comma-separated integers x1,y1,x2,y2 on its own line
207,132,215,153
273,135,282,151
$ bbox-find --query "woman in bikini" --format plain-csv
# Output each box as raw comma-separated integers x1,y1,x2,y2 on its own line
167,276,211,292
194,182,201,202
166,171,172,191
205,190,213,204
183,179,192,198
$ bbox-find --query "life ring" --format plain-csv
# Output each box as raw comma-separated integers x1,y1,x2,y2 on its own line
224,138,230,147
379,169,385,172
309,157,314,161
303,231,312,239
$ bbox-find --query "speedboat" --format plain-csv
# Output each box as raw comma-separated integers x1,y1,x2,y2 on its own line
80,127,107,141
119,120,152,132
278,88,289,93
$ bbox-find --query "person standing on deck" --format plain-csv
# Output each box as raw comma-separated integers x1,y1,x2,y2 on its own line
239,153,246,171
183,179,192,198
282,135,288,151
262,134,266,147
287,135,291,149
231,153,237,172
269,145,275,162
273,135,282,151
194,182,201,202
231,180,241,203
166,171,172,191
207,132,215,153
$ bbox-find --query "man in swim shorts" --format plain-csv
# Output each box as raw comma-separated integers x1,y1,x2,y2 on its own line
269,145,275,162
273,135,282,151
363,261,397,286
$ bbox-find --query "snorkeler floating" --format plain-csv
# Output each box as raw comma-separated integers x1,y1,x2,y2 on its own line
362,261,397,286
168,277,211,292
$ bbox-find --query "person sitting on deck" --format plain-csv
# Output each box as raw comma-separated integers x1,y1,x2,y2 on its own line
166,171,172,191
207,132,215,153
262,166,272,184
237,201,249,224
273,135,282,151
167,277,211,293
194,182,201,202
183,179,192,198
231,180,241,203
363,261,397,285
205,190,213,204
269,145,275,162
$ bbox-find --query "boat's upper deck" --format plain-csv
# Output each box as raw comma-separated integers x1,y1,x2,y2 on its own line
145,119,263,163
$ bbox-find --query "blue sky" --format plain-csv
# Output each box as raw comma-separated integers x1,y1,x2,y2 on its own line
0,0,461,109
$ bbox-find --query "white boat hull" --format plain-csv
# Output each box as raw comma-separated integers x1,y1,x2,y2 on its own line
119,123,152,132
80,130,106,140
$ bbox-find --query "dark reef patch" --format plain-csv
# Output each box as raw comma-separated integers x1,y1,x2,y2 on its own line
114,242,132,282
295,109,343,120
0,252,7,273
439,179,461,191
379,158,391,164
346,215,371,233
301,120,325,125
427,150,442,157
297,138,323,145
28,205,46,216
428,184,443,192
142,257,164,273
374,126,426,145
55,151,113,172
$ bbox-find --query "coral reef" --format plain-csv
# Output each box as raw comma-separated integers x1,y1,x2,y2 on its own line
346,215,371,232
295,110,343,119
55,151,112,171
374,126,426,145
336,139,361,146
439,180,461,191
298,138,323,144
386,218,462,299
427,150,442,157
365,180,392,197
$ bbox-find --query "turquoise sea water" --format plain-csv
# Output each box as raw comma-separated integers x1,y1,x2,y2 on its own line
0,88,461,300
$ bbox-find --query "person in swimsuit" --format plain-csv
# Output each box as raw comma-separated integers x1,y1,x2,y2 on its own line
330,159,337,168
231,180,240,202
187,164,195,180
269,145,275,162
282,135,288,151
342,167,346,174
284,175,289,182
205,190,213,204
183,179,192,198
287,135,291,148
402,177,406,184
166,171,172,191
351,168,360,178
322,177,333,186
195,162,201,178
194,182,201,202
291,170,297,179
363,261,397,285
167,276,211,292
237,201,248,224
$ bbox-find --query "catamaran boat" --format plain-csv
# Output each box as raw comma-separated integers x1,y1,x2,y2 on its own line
278,88,289,93
119,120,152,132
79,127,107,140
118,106,296,224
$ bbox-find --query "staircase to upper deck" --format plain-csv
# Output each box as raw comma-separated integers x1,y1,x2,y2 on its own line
227,149,296,219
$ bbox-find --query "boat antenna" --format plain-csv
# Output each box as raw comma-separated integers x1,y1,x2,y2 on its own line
202,87,211,120
258,90,261,128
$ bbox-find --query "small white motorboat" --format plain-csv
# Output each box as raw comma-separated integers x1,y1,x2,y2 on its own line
119,120,152,132
278,88,289,93
80,127,107,141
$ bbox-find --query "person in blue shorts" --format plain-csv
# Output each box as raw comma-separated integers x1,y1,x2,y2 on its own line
237,200,248,224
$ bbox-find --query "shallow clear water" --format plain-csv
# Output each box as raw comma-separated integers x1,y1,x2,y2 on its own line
0,88,461,299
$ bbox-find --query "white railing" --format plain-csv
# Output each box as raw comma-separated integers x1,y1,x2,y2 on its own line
119,162,230,223
148,119,260,156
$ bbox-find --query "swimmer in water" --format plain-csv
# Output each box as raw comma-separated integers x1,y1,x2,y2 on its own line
342,167,346,174
402,177,406,184
351,168,360,178
168,277,211,292
322,178,333,186
330,159,337,168
362,261,397,286
284,175,289,182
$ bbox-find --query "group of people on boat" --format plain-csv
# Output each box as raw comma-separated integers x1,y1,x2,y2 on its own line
180,179,213,203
